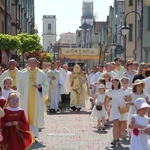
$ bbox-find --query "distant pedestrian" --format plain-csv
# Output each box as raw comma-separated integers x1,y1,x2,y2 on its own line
129,98,150,150
1,91,34,150
90,84,108,130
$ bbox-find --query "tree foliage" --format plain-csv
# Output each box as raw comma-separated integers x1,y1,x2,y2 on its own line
0,33,43,54
17,33,43,54
0,34,21,51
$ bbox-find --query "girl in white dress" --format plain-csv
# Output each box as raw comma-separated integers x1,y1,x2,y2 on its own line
104,77,130,146
120,76,132,138
101,72,112,89
2,77,15,100
127,79,148,133
129,98,150,150
90,84,108,130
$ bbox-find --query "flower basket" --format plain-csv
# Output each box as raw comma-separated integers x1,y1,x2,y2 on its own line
118,106,129,113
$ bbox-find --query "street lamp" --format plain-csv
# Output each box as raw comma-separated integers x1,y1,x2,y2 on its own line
121,10,143,62
110,40,117,51
110,33,125,54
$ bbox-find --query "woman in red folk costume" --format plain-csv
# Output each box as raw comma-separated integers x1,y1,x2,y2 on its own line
1,92,34,150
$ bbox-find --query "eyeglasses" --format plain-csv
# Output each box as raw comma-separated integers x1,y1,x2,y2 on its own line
10,98,19,103
127,63,133,66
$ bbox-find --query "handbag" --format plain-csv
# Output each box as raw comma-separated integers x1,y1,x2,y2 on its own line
96,105,102,111
118,105,129,113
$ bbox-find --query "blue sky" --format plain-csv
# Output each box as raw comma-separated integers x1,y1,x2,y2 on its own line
34,0,114,40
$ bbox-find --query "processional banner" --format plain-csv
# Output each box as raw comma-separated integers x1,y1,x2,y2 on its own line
59,48,103,60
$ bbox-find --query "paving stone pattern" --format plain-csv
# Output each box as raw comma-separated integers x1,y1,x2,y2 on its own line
30,110,130,150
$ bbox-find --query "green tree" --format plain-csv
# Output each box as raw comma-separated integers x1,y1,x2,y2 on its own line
17,33,43,54
0,34,21,51
17,33,43,67
0,34,21,62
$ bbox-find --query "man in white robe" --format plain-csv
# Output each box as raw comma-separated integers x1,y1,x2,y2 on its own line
90,64,103,94
0,59,22,90
87,66,97,96
60,64,72,111
18,57,48,138
42,62,49,74
100,63,118,79
46,62,62,113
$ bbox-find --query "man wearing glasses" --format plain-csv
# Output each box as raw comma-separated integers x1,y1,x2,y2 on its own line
114,57,126,77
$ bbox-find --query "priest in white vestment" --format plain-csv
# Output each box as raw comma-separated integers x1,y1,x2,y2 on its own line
0,59,22,90
46,62,62,113
18,57,48,138
70,64,88,111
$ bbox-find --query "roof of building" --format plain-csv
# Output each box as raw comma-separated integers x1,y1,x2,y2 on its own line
94,21,106,33
79,21,91,30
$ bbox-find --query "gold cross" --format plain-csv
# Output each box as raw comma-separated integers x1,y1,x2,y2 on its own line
29,74,36,83
11,75,16,81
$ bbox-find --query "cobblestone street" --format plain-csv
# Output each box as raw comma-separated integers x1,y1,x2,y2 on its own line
30,108,130,150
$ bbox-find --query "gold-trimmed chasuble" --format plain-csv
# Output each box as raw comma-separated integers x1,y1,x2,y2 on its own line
28,68,38,125
8,69,17,86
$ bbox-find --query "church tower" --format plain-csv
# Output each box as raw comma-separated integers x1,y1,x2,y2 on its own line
81,1,94,25
42,15,57,52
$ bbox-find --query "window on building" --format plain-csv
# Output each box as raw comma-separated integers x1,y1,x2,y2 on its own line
148,7,150,30
128,24,133,41
129,0,133,6
48,24,51,30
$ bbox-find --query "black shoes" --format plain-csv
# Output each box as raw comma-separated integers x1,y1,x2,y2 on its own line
111,139,121,146
71,106,81,111
47,109,56,114
77,108,81,111
71,106,77,111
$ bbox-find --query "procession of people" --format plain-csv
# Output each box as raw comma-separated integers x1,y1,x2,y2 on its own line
0,57,150,149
